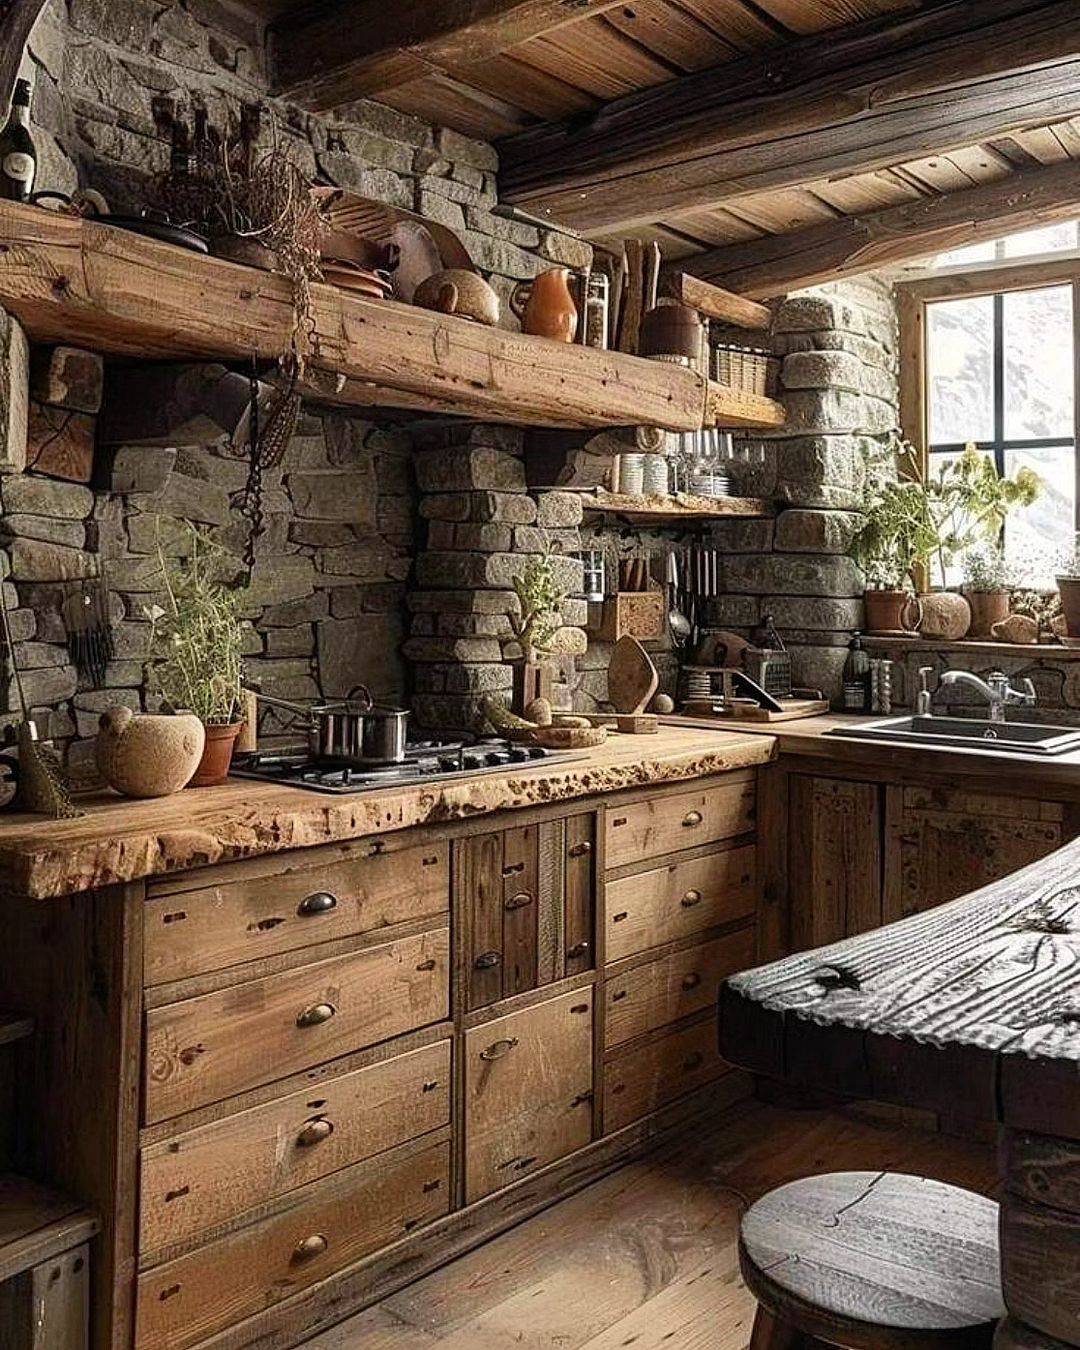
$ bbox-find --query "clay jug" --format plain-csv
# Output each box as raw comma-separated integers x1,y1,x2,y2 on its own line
96,707,205,798
863,589,921,635
511,268,578,342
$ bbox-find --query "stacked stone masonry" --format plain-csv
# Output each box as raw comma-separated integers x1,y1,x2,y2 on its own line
406,425,586,733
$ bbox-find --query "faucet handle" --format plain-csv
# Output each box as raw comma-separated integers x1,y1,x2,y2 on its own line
917,666,933,690
1020,677,1037,703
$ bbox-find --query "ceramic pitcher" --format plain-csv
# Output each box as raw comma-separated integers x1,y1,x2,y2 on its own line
511,268,578,342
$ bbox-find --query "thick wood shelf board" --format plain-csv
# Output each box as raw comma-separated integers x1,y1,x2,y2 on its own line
0,1173,99,1283
0,203,785,433
581,490,774,522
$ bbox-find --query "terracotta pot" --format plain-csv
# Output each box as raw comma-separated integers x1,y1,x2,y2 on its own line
863,589,921,635
919,591,971,640
963,589,1011,640
512,662,553,717
640,303,703,361
188,721,243,788
511,268,578,342
95,708,205,798
1058,576,1080,637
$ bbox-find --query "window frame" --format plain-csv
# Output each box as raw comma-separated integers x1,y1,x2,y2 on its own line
898,258,1080,572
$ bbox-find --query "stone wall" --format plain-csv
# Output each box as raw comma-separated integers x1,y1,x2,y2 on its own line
406,424,586,731
703,276,899,700
20,0,590,321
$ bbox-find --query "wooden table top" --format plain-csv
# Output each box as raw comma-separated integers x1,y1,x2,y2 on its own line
720,839,1080,1141
0,726,775,900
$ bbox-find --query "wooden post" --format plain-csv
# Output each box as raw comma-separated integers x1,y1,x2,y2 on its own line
0,1244,90,1350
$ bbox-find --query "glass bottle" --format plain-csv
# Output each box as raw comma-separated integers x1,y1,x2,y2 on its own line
0,80,36,203
841,633,872,713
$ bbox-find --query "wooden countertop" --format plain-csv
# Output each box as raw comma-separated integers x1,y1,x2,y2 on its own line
720,836,1080,1139
667,711,1080,789
0,727,776,900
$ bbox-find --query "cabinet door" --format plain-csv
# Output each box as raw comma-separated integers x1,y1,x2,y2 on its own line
459,814,596,1010
789,775,883,949
464,988,593,1203
885,785,1064,922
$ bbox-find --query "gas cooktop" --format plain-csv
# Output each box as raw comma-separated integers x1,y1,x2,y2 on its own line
231,737,584,795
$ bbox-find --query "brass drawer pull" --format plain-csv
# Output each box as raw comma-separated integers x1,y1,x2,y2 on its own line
296,1002,336,1028
569,841,593,857
291,1234,329,1264
682,810,704,828
297,891,338,917
681,972,702,991
566,940,590,960
681,889,702,908
683,1051,704,1073
505,891,533,911
480,1037,519,1062
296,1118,334,1147
474,950,502,970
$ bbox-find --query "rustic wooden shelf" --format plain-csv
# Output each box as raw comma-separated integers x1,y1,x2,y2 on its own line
579,490,774,523
0,202,786,433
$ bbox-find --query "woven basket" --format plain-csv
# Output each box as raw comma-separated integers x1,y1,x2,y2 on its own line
713,345,773,396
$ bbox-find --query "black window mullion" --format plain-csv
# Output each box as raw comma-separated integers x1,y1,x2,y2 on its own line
993,291,1006,477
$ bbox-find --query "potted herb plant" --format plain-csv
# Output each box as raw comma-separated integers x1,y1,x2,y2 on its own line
1056,534,1080,638
961,543,1011,639
850,475,932,634
148,531,247,787
507,554,565,713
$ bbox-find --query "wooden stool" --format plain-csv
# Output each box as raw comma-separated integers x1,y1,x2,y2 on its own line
739,1172,1004,1350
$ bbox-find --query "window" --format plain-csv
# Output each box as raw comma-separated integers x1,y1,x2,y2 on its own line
925,281,1077,582
932,221,1080,270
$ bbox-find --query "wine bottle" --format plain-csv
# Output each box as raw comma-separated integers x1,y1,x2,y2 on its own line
0,80,36,203
841,633,872,713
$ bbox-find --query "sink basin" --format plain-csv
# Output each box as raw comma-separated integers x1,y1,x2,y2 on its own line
827,714,1080,757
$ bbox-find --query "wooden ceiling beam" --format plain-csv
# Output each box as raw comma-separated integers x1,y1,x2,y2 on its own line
680,159,1080,298
270,0,625,112
498,0,1080,234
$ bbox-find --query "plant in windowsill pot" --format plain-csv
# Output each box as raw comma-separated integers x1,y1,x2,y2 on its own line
146,530,248,788
506,553,566,716
850,437,932,635
961,543,1012,639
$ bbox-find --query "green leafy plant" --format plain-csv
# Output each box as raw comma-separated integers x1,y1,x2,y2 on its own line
961,542,1010,592
509,554,565,666
147,528,246,725
851,434,936,588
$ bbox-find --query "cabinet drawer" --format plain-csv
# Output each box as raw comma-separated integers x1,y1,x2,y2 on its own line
604,776,755,871
136,1138,450,1350
144,928,449,1124
140,1038,451,1257
465,988,593,1204
145,841,449,987
605,844,756,963
604,1017,728,1134
604,928,756,1050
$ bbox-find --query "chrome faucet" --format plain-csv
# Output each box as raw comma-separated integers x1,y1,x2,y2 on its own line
916,666,934,716
938,669,1037,724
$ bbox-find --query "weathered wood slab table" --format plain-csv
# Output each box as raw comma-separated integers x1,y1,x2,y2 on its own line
720,838,1080,1350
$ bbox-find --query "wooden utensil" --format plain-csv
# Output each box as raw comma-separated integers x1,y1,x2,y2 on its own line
619,239,644,355
608,635,659,715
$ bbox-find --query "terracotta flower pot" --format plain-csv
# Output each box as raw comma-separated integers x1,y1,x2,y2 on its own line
1058,576,1080,637
963,589,1011,640
188,721,243,788
863,589,921,635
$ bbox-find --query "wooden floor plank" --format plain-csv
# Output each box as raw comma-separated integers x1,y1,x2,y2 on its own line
301,1103,996,1349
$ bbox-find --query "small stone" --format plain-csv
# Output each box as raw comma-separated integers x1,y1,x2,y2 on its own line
538,231,594,270
265,625,315,658
8,539,94,582
1,515,85,548
402,636,504,664
30,346,104,413
774,509,864,555
96,445,176,495
705,519,776,554
288,521,356,548
720,554,863,598
444,664,514,693
25,404,95,483
408,590,519,615
8,664,77,706
414,448,526,494
288,469,377,524
11,641,67,670
764,596,864,631
0,315,29,474
316,614,405,700
261,593,329,626
535,491,584,528
130,471,232,526
2,476,93,518
245,555,316,610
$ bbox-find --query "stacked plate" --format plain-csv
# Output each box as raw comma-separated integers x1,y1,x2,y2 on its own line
689,473,732,498
322,260,395,299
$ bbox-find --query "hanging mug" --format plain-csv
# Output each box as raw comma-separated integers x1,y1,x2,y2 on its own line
510,267,579,342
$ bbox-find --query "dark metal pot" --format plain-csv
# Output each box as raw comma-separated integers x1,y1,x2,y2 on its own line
253,686,410,765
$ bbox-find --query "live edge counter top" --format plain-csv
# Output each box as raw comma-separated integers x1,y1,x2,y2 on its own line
0,725,776,899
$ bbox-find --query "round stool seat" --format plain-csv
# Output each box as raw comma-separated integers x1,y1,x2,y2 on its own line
739,1172,1004,1350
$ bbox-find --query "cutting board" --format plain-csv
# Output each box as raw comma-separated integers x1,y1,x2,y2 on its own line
608,636,659,714
683,696,829,722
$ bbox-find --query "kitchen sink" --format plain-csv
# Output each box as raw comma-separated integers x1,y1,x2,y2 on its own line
827,714,1080,757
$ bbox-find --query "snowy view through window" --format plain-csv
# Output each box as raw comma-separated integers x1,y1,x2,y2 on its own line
927,222,1080,585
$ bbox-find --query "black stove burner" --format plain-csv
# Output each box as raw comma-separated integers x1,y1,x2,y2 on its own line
232,737,572,794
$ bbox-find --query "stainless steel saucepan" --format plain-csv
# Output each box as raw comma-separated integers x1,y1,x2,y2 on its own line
253,685,410,765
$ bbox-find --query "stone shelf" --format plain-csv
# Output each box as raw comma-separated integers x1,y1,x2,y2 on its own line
0,202,786,434
578,490,774,523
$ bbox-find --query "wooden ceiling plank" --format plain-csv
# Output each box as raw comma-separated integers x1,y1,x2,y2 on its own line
498,0,1080,233
810,169,924,213
379,75,527,141
514,20,677,100
674,0,789,50
453,54,600,121
679,158,1080,297
751,0,920,35
270,0,627,111
603,1,741,71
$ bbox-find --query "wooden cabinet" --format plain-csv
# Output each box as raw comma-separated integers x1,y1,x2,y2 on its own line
458,813,596,1010
139,1039,452,1256
603,1017,729,1134
884,785,1066,922
605,843,756,964
144,928,450,1123
464,988,594,1203
136,1138,451,1350
603,774,755,870
789,775,883,947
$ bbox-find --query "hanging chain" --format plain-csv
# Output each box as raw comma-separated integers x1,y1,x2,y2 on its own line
235,356,302,582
